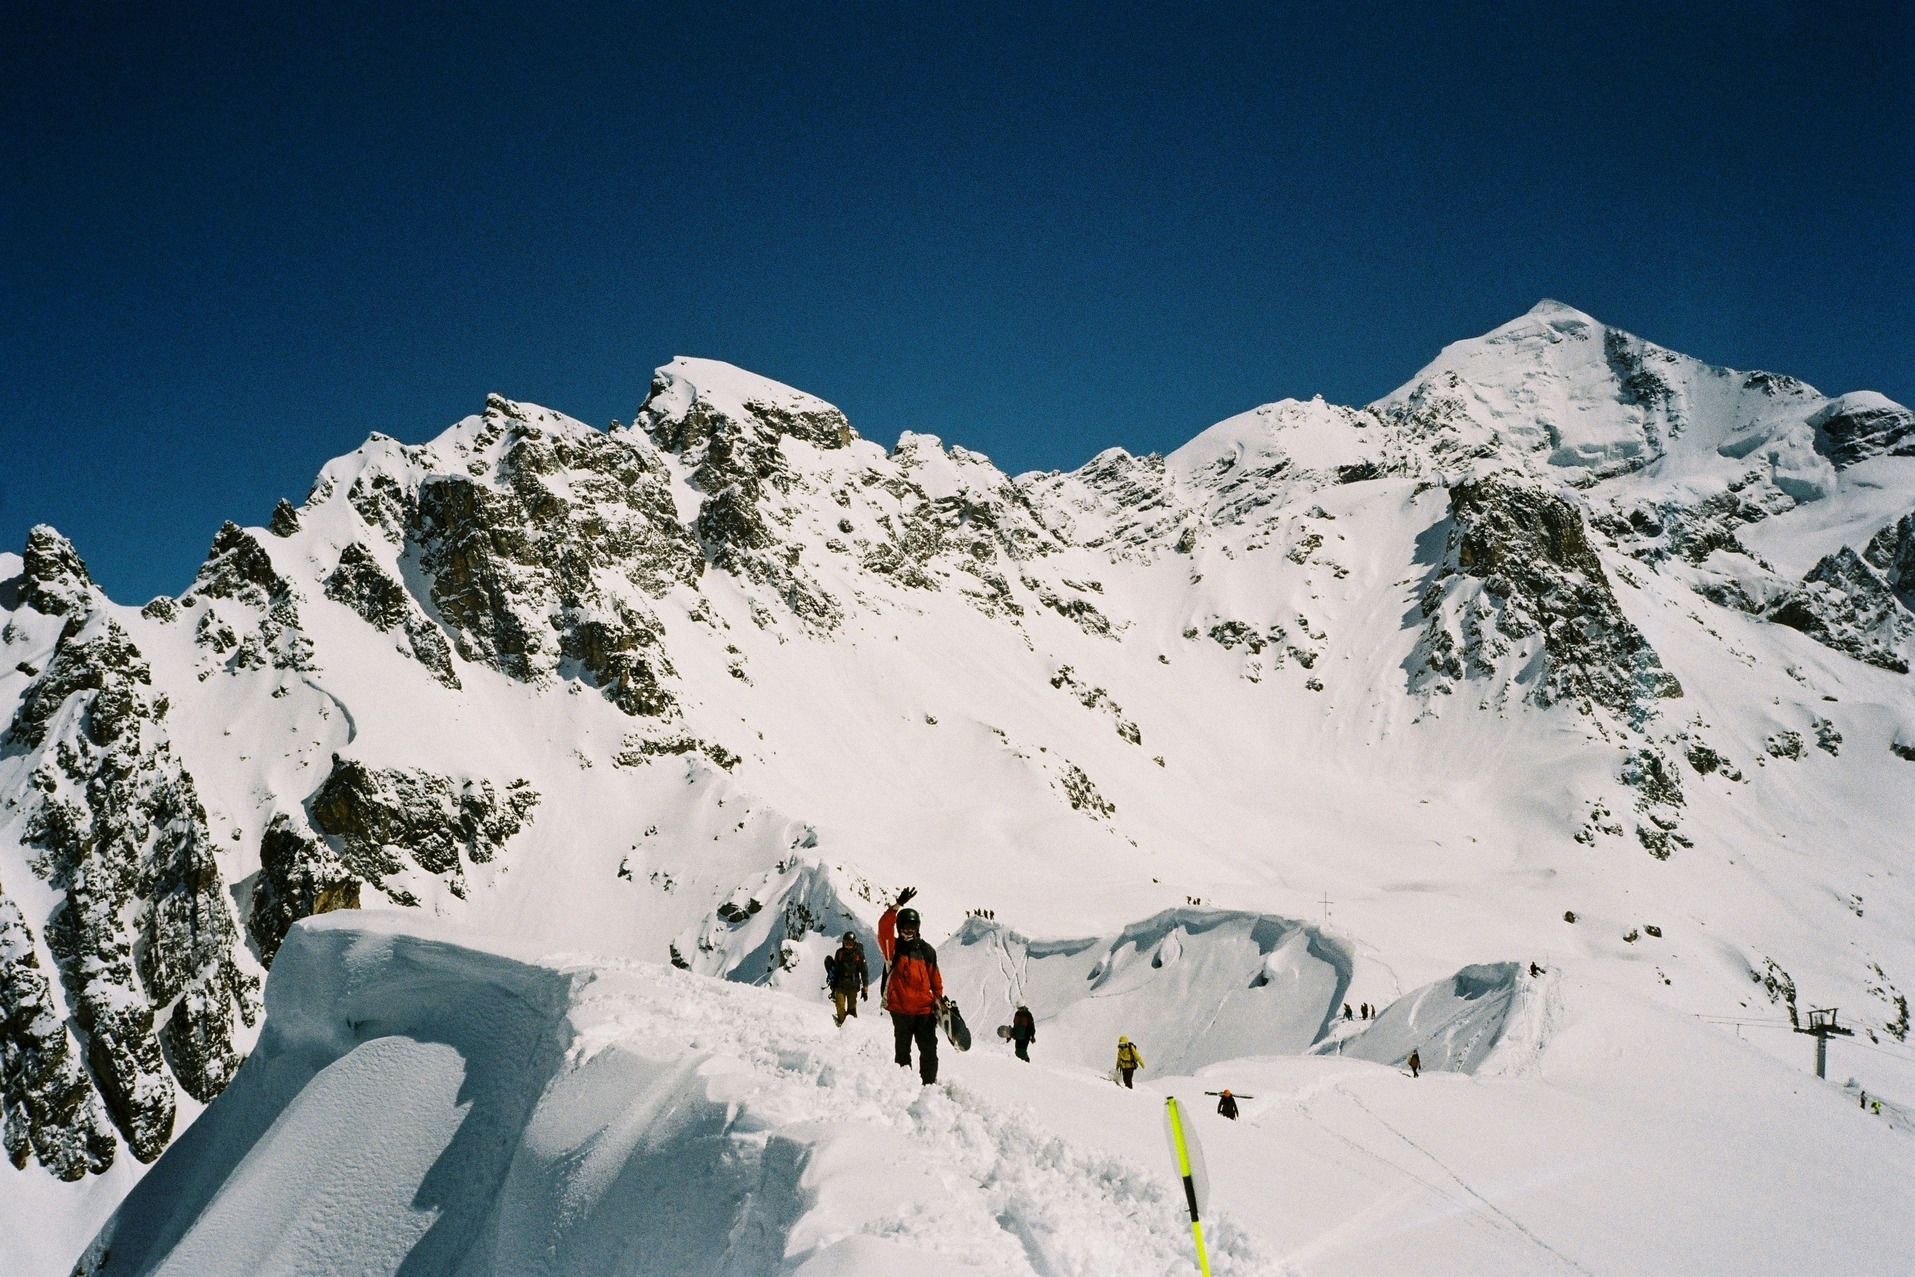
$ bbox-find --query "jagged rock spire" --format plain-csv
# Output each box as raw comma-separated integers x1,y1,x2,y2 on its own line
20,525,95,617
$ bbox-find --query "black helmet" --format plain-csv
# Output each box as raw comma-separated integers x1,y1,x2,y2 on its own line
842,931,857,944
897,907,921,930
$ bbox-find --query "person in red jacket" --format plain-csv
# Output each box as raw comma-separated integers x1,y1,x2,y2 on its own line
879,897,942,1084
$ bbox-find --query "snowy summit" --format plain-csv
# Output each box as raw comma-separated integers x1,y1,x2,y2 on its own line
3,305,1914,1275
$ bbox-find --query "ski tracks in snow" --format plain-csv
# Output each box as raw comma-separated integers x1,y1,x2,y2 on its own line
1278,1081,1590,1276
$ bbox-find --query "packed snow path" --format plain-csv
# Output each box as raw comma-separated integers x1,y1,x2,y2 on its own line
75,913,1915,1276
79,915,1270,1276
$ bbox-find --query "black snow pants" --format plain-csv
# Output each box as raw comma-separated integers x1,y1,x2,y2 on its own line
891,1011,939,1084
1013,1034,1031,1062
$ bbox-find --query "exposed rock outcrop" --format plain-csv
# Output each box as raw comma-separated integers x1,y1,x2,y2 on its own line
309,757,538,905
268,499,301,537
324,543,460,688
185,522,314,673
246,815,349,964
1412,474,1680,719
19,526,95,619
1810,392,1915,467
0,886,117,1179
1767,547,1913,674
1864,513,1915,592
409,404,695,714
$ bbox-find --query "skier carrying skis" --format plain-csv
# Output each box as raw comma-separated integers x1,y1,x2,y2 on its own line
1010,1005,1036,1062
1116,1036,1144,1088
823,931,868,1026
1214,1088,1247,1120
879,897,942,1084
1407,1047,1421,1078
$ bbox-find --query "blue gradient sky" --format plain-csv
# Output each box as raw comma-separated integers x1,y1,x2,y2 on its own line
4,2,1910,601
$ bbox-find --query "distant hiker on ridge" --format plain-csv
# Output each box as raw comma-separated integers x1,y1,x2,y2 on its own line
879,893,942,1084
1116,1036,1144,1088
1408,1047,1421,1079
1010,1004,1036,1062
824,930,868,1026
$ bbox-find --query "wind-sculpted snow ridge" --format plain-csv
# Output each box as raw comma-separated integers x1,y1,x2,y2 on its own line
942,909,1354,1074
943,912,1535,1079
5,307,1915,1264
1324,962,1526,1074
79,914,1273,1276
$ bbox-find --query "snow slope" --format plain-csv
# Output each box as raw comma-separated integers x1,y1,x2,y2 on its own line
4,302,1915,1271
79,914,1915,1276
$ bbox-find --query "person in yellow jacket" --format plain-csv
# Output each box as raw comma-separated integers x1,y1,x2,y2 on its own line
1116,1036,1144,1088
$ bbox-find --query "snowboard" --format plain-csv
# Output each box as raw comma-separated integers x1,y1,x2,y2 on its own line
938,998,973,1051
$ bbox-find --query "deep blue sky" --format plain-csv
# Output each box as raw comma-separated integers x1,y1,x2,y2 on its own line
5,3,1910,601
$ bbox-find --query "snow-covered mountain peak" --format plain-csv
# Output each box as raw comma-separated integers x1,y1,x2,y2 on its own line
631,355,857,457
1522,296,1601,324
1368,302,1862,507
1167,396,1379,486
888,430,1015,502
18,524,98,618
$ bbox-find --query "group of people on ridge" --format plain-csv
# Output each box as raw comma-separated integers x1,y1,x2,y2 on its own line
822,890,1048,1083
821,889,948,1084
829,894,1395,1100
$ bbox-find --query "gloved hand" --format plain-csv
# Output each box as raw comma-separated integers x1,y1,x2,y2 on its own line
860,988,868,1001
896,886,917,906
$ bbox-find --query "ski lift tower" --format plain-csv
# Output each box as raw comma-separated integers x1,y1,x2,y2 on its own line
1795,1007,1853,1079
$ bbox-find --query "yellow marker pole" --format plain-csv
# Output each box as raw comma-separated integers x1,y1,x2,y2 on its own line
1164,1097,1213,1276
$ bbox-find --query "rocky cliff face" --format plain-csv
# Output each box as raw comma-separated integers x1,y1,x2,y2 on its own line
1411,472,1680,719
4,311,1914,1202
1,532,257,1168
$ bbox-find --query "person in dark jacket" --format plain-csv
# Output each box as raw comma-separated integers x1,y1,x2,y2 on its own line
823,931,868,1027
1010,1005,1036,1062
1215,1089,1250,1120
879,903,942,1084
1407,1047,1421,1078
